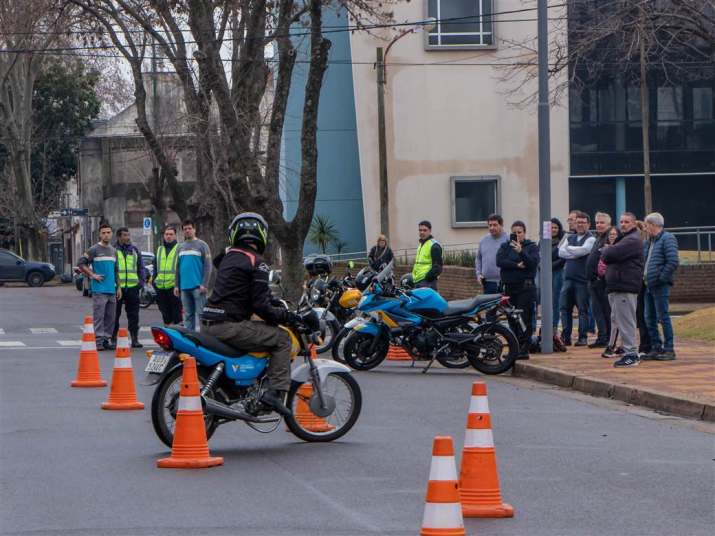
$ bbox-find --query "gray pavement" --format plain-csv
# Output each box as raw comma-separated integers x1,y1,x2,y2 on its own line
1,285,714,536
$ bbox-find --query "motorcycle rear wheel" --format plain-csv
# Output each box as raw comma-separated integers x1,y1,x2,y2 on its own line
342,331,389,371
285,372,362,442
435,352,471,369
151,366,218,448
465,323,518,375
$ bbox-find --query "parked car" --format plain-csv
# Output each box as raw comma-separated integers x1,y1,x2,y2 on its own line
0,248,56,287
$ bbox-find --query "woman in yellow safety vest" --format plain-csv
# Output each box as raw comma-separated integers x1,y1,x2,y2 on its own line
412,220,443,291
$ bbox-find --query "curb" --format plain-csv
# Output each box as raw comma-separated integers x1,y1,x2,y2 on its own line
512,362,715,422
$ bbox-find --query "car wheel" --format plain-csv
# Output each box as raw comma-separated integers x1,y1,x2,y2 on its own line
27,272,45,287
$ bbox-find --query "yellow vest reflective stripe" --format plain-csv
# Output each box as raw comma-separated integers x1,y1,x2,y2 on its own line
412,239,435,283
154,245,178,289
117,250,139,288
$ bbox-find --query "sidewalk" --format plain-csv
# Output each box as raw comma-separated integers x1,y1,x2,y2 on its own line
513,339,715,422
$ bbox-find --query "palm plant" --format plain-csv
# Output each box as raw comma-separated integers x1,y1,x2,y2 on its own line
308,215,339,254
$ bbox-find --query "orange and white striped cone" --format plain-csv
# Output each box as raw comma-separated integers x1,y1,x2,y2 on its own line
387,345,411,361
420,436,466,536
294,383,335,433
101,328,144,410
157,355,223,469
458,382,514,518
70,316,107,388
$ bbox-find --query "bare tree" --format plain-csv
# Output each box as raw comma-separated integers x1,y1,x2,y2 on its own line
75,0,391,298
0,0,72,259
497,0,714,214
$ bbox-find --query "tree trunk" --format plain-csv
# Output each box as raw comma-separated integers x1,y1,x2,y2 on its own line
280,238,305,303
639,22,653,216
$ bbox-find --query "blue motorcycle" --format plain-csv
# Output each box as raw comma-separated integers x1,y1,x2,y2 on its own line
338,262,520,374
145,312,362,448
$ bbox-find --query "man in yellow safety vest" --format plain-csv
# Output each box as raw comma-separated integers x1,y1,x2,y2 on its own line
112,227,144,347
153,225,183,326
412,220,443,291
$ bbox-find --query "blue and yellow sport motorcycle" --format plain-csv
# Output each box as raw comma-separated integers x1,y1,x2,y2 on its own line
338,262,519,374
144,310,361,448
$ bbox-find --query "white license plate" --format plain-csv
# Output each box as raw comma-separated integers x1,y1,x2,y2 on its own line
145,352,173,374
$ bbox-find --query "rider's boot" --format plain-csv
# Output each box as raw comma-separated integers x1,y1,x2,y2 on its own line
260,389,292,417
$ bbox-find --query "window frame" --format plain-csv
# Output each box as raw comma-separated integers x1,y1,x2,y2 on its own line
424,0,498,51
450,175,501,228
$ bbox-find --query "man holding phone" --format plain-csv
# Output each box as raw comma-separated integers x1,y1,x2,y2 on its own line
496,221,540,359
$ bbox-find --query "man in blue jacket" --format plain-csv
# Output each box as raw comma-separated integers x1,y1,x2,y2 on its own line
174,220,212,331
642,212,679,360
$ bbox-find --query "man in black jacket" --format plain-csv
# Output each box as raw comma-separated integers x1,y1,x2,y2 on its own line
201,213,316,416
497,221,540,359
585,212,612,348
601,212,644,368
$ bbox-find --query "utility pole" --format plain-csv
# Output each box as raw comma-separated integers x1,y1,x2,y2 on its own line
537,0,553,353
376,47,389,237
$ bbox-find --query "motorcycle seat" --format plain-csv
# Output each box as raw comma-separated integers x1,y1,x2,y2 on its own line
172,326,242,357
444,294,502,316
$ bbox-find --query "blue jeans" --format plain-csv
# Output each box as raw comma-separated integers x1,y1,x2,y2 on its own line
181,288,207,331
644,285,674,352
552,270,564,329
560,279,589,341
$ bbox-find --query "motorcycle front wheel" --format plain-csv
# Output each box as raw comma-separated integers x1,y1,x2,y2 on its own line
285,372,362,442
342,331,389,371
465,323,518,375
151,366,218,448
139,287,154,309
330,327,350,363
315,318,339,354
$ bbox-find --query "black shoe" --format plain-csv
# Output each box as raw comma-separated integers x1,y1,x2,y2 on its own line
260,389,292,417
614,346,625,355
96,340,106,351
601,346,617,358
103,339,116,350
560,337,572,347
614,354,640,368
131,338,143,349
588,340,608,349
641,349,663,361
654,350,676,361
574,338,589,347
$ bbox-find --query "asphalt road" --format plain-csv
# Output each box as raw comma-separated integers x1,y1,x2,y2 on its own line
1,285,714,536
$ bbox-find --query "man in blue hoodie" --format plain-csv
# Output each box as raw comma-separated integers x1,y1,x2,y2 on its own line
174,220,212,331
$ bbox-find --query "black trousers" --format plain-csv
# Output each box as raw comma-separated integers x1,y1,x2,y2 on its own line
504,281,536,353
113,285,140,339
588,279,611,343
416,279,438,291
156,288,183,325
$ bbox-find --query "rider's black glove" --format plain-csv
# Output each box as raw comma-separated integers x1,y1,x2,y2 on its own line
286,312,302,327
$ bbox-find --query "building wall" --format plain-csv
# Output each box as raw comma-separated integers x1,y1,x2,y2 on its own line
350,0,570,253
282,6,367,255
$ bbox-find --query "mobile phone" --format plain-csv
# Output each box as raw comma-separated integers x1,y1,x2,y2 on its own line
509,233,518,242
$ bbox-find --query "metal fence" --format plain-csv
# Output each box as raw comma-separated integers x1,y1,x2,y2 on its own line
666,226,715,263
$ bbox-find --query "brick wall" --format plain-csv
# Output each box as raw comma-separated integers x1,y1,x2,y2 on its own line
337,262,715,303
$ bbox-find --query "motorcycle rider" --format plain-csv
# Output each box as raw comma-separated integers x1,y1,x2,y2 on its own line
200,212,315,417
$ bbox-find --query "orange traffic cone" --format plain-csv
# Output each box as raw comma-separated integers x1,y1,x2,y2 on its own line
420,436,466,536
70,316,107,388
294,383,335,433
157,355,223,469
101,328,144,410
458,382,514,518
387,345,411,361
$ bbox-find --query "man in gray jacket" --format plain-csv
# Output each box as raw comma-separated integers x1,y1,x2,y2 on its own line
476,213,508,294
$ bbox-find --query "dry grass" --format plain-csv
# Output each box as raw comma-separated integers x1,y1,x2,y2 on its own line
673,307,715,342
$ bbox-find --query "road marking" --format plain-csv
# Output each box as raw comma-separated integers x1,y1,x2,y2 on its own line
30,328,58,334
139,339,157,346
140,326,150,332
0,328,5,335
58,340,81,346
0,341,26,347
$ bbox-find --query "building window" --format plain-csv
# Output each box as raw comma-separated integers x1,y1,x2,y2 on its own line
427,0,494,49
451,176,500,228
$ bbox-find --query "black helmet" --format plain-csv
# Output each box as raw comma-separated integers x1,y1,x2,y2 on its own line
228,212,269,254
355,266,376,291
400,273,414,289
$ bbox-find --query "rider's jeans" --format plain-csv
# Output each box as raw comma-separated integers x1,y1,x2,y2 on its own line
204,320,292,392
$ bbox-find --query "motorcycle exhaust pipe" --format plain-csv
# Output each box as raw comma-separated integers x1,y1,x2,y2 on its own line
203,397,279,424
